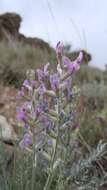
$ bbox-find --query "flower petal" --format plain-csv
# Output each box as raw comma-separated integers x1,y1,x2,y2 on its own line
56,41,64,56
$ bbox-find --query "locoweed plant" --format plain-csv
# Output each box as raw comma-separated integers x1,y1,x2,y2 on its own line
15,42,107,190
16,41,83,190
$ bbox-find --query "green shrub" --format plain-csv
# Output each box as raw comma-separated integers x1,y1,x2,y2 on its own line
0,41,55,87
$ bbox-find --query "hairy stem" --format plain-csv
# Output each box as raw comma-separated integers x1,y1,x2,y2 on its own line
44,128,59,190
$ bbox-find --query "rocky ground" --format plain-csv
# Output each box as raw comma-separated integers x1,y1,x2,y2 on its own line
0,84,18,120
0,84,19,166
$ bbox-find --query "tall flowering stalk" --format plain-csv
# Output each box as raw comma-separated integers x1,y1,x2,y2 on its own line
17,42,83,190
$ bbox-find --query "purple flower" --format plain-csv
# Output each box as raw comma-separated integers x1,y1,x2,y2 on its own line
50,73,60,91
63,51,83,74
35,105,43,117
41,101,48,110
59,111,65,118
36,63,50,82
24,123,30,129
38,83,46,96
20,133,32,149
35,101,48,118
16,102,32,122
76,51,83,65
40,115,53,131
17,87,25,99
17,107,26,122
63,56,79,73
23,79,37,91
36,69,44,82
23,80,31,90
56,41,64,56
31,80,37,88
48,139,53,146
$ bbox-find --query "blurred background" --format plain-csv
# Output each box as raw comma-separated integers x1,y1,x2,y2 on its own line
0,0,107,69
0,0,107,148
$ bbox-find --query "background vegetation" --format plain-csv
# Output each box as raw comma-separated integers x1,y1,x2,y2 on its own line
0,40,107,190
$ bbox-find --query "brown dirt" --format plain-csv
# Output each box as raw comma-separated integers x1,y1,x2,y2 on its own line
0,84,19,123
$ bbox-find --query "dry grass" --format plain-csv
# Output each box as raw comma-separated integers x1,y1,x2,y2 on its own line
0,41,55,87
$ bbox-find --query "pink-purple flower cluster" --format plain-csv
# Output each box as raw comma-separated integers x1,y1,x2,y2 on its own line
63,52,83,74
17,41,83,152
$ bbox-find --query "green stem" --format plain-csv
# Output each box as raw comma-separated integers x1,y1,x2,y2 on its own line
44,75,61,190
44,127,59,190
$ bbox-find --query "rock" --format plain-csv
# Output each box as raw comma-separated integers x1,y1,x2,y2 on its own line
0,141,14,180
0,12,52,53
0,115,17,142
0,12,21,40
